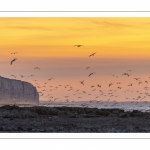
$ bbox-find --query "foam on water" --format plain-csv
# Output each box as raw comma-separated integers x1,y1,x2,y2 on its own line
39,101,150,112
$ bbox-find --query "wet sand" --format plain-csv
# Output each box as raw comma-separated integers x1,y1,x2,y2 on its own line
0,105,150,133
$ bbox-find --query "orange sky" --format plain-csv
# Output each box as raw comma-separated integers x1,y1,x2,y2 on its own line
1,18,150,58
0,17,150,102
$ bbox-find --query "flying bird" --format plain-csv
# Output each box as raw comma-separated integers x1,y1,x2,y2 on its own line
34,67,40,70
117,82,121,84
89,52,96,57
10,58,17,65
28,75,35,77
74,45,83,47
117,86,121,89
122,73,130,77
20,75,24,78
80,80,84,85
48,77,54,80
86,67,90,69
97,84,101,88
133,78,140,80
88,72,96,77
11,52,18,54
109,83,113,87
10,75,16,78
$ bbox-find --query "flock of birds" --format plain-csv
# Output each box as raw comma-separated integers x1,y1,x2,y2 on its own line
8,46,150,110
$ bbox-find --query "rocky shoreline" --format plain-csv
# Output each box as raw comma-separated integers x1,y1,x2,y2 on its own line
0,105,150,132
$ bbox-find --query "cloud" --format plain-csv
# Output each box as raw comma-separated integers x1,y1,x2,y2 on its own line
92,21,133,29
7,25,50,31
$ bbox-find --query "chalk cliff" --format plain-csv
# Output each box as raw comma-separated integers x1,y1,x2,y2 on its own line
0,76,39,105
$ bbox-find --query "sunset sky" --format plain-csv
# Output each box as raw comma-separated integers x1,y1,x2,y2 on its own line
1,17,150,102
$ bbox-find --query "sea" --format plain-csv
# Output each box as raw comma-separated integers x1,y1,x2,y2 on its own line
39,100,150,112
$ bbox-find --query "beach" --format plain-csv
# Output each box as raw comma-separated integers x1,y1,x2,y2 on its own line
0,105,149,133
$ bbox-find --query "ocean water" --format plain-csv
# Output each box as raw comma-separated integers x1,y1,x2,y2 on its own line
39,101,150,112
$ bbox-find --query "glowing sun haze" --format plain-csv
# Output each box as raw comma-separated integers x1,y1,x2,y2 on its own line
0,17,150,102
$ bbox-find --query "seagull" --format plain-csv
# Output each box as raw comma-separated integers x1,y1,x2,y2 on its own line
10,58,17,65
97,84,101,88
48,77,54,80
109,83,113,87
74,45,83,47
10,75,16,78
86,67,90,69
117,86,121,89
88,72,96,77
20,75,24,78
89,52,96,57
82,91,86,94
54,98,59,101
133,78,140,80
34,67,40,70
117,82,121,84
122,73,130,77
80,80,84,85
11,52,18,54
65,96,69,98
28,75,35,77
111,74,116,77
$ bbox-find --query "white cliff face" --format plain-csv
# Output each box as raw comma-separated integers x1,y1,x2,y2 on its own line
0,76,39,105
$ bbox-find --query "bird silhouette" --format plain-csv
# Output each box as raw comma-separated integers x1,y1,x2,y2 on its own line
86,67,90,69
97,84,101,88
10,58,17,65
109,83,113,87
89,52,96,57
80,80,84,85
28,75,35,77
48,77,54,80
122,73,130,77
10,75,16,78
74,45,83,47
34,67,40,70
11,52,18,54
20,75,24,78
88,72,96,77
133,78,140,80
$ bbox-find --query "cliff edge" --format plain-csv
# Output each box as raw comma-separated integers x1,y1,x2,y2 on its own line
0,76,39,105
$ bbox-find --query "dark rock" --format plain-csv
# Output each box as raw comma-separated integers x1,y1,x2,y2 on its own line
17,127,23,130
27,127,32,131
1,105,20,110
68,115,77,118
0,127,3,131
21,110,38,118
98,110,110,116
77,108,85,114
119,113,128,118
